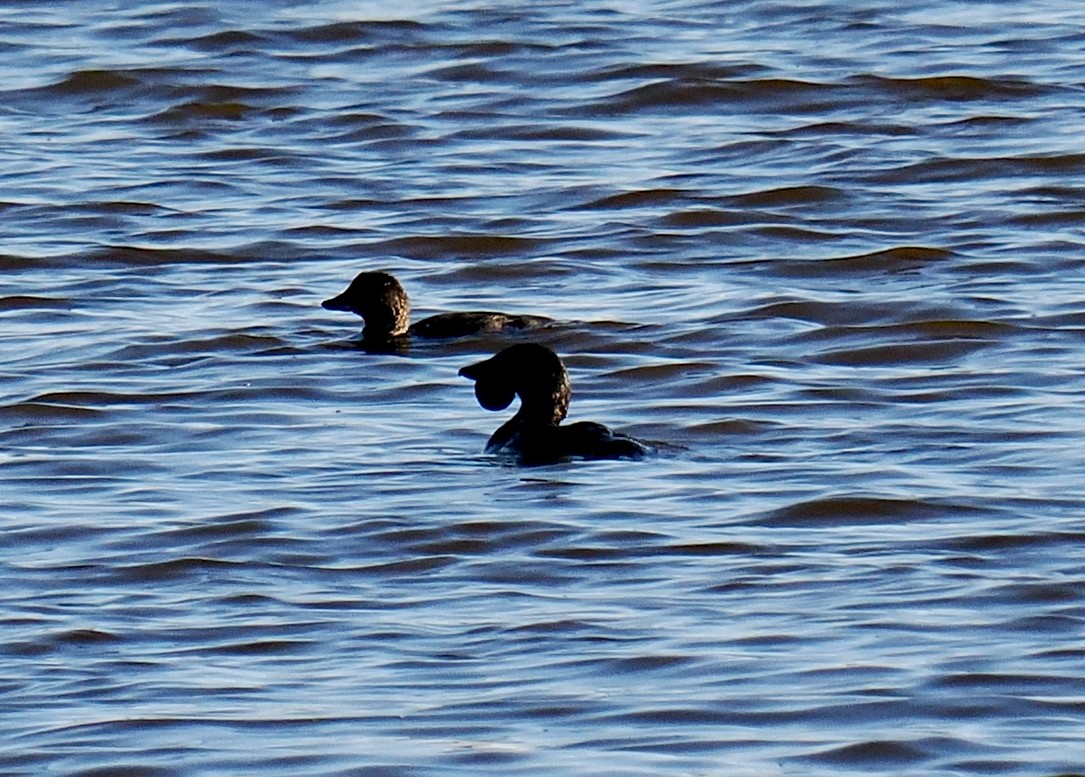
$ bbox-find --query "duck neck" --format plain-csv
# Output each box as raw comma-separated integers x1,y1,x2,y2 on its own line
515,372,570,428
362,308,410,339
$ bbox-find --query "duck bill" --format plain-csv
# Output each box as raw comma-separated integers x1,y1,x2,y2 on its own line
322,293,352,311
458,360,488,380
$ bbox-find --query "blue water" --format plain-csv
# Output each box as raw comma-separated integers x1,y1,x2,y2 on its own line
4,2,1085,775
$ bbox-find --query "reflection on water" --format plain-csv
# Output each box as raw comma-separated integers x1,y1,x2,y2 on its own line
3,2,1085,775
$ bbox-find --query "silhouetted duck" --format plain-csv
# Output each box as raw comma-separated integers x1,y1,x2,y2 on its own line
459,343,649,464
322,271,550,345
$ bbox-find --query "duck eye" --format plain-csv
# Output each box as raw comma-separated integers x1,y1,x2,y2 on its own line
474,379,514,411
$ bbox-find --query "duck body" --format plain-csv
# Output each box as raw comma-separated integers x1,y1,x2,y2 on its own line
409,311,549,339
459,343,649,465
322,271,550,344
485,419,649,465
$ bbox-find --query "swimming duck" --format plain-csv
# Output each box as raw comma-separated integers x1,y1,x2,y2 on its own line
322,271,550,344
458,343,649,464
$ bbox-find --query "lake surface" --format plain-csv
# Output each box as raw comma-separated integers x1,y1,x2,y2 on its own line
4,2,1085,775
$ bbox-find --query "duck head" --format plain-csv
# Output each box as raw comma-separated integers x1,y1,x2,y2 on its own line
459,343,570,426
322,271,411,339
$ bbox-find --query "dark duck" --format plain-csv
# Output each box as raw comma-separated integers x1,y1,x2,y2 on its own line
459,343,649,464
322,271,550,346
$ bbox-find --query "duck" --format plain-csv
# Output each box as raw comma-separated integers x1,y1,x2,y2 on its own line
458,343,649,464
322,271,551,345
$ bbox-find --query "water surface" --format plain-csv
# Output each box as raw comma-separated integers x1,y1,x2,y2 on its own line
4,2,1085,775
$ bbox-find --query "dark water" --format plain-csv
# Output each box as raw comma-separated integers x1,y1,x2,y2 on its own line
4,2,1085,775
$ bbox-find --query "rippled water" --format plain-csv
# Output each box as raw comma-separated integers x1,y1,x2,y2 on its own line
4,2,1085,775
